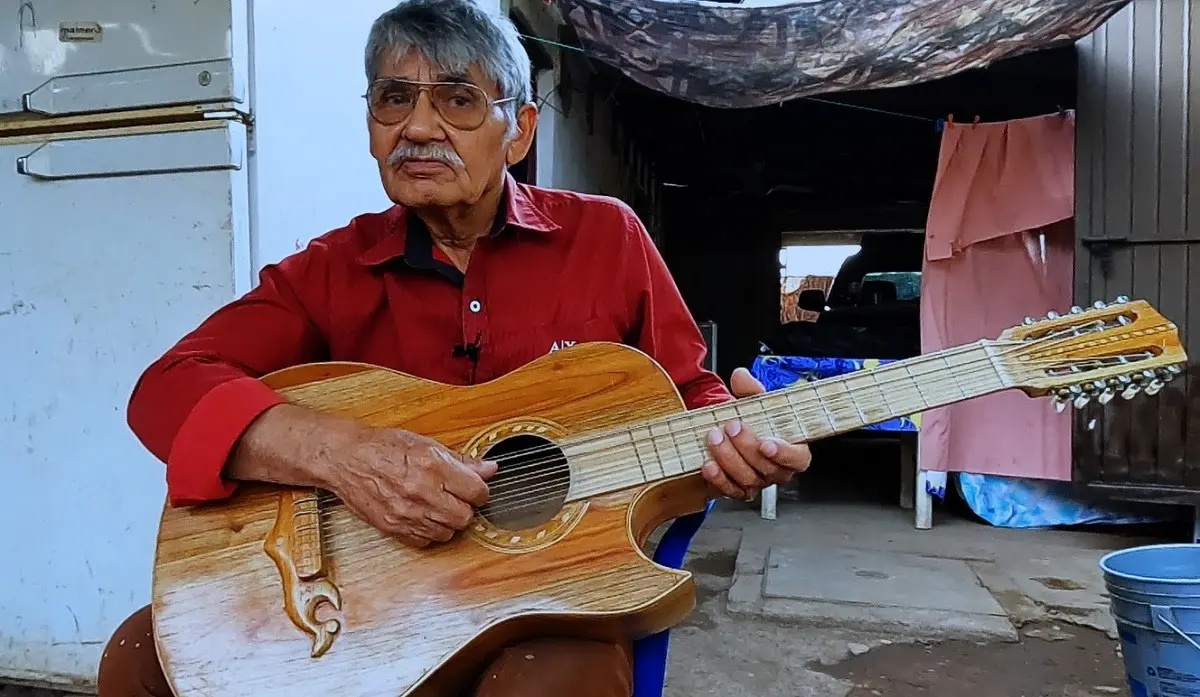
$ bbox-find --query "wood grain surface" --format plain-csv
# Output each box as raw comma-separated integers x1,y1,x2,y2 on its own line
152,342,710,697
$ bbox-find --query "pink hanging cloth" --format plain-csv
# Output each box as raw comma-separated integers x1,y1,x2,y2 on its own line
919,112,1076,480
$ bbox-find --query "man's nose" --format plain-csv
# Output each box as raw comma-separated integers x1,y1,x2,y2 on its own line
401,91,444,142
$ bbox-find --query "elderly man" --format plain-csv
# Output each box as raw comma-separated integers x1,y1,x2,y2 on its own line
96,1,810,695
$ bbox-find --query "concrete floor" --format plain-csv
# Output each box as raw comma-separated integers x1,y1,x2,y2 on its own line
0,497,1165,697
659,499,1153,696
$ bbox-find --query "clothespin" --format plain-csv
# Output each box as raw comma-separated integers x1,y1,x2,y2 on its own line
947,113,954,130
935,118,945,133
972,115,981,127
1056,104,1067,118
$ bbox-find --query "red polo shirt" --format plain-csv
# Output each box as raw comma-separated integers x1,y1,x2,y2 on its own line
127,174,732,506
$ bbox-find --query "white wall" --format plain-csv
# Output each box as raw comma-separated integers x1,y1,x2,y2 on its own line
532,57,625,196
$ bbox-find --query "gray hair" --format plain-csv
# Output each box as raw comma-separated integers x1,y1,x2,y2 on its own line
365,0,533,125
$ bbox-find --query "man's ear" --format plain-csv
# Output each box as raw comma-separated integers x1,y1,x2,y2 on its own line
505,102,539,166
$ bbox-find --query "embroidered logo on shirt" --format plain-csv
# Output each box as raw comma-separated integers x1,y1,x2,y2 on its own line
549,340,577,353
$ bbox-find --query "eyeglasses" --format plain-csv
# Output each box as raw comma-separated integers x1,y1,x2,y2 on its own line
364,78,516,131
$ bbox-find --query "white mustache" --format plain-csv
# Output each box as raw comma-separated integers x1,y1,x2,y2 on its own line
387,142,464,169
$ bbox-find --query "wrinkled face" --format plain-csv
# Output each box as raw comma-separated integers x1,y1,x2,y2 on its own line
367,50,536,209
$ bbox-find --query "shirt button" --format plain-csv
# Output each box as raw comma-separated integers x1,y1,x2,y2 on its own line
468,300,482,313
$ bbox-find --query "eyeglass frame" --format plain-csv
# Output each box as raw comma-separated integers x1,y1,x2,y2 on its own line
362,77,519,131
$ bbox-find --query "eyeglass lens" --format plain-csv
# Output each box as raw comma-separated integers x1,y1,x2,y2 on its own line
368,79,489,129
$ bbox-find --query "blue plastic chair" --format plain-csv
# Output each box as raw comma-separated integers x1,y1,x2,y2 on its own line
630,499,716,697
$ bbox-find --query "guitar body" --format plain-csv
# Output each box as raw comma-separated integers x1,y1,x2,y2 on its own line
151,342,711,697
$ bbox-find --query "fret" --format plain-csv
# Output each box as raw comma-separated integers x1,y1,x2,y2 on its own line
938,355,970,400
787,399,812,441
941,346,1001,397
866,367,907,417
982,342,1012,388
757,393,799,442
645,424,672,478
626,428,655,481
813,379,862,431
670,412,705,471
901,362,932,409
843,371,893,424
904,355,955,404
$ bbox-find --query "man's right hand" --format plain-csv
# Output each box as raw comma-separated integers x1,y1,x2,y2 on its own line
226,404,496,549
328,428,497,548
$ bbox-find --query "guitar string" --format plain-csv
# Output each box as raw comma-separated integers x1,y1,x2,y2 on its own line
310,342,1003,510
313,362,1001,518
428,321,1125,497
312,339,1002,508
479,318,1149,486
325,351,1085,523
480,377,1005,517
475,356,1150,520
313,319,1157,517
318,348,1135,518
449,320,1117,478
313,327,1145,517
428,332,1068,481
469,337,1159,514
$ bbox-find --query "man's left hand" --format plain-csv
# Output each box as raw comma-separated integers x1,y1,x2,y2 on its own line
701,367,812,501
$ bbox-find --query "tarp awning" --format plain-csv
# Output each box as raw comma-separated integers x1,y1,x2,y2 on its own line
555,0,1132,108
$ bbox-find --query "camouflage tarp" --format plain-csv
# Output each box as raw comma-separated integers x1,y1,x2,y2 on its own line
555,0,1131,108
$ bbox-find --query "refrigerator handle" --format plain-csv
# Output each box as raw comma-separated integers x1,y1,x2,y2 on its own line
16,124,244,181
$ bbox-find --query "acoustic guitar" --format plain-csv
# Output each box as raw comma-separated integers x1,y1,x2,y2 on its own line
151,297,1186,696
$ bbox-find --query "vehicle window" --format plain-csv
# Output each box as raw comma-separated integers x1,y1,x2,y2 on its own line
861,271,920,300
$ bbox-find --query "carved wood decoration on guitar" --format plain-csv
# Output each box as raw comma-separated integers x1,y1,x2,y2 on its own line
151,297,1187,697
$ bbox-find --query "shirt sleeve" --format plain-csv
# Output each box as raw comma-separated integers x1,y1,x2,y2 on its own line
617,204,734,410
127,245,331,507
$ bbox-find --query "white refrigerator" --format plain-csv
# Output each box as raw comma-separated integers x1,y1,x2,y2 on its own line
0,0,407,689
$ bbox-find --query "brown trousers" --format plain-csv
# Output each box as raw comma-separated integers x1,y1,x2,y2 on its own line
97,606,633,697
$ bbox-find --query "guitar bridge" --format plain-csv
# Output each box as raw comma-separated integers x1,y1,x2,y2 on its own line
264,488,342,658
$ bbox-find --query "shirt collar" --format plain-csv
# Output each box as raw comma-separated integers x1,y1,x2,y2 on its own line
357,172,560,267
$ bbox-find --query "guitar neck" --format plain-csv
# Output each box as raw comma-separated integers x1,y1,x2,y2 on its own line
564,341,1011,501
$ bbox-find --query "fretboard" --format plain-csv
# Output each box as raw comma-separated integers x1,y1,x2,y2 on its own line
563,341,1010,500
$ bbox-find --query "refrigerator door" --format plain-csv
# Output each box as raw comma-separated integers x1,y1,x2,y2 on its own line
0,0,247,117
0,119,249,689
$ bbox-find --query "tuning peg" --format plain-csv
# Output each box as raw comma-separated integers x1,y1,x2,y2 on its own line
1122,383,1142,400
1167,364,1184,374
1118,315,1133,326
1114,295,1129,304
1098,388,1116,405
1158,368,1177,383
1047,311,1061,319
1052,396,1069,413
1145,379,1164,396
1069,306,1083,314
1093,300,1108,309
1073,391,1091,408
1023,316,1036,325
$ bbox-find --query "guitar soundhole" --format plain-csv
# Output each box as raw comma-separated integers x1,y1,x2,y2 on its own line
478,434,571,530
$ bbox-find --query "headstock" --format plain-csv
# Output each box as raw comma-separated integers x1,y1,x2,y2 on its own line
994,297,1187,412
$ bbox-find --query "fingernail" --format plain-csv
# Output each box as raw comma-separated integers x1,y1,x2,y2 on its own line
724,421,742,437
760,439,778,457
707,428,723,445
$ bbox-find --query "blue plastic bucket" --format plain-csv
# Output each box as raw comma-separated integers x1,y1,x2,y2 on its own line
1100,544,1200,697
